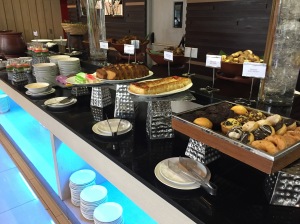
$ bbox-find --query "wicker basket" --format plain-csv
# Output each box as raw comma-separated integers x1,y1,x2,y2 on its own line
61,23,88,35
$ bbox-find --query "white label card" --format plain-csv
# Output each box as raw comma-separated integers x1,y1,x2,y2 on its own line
33,31,38,37
99,41,109,50
242,62,266,78
206,55,222,68
124,44,135,55
130,40,140,49
164,51,173,61
184,47,198,58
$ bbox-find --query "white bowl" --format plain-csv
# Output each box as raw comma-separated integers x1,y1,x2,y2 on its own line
24,82,50,93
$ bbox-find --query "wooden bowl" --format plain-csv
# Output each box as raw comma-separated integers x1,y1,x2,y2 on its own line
219,62,243,77
147,49,188,66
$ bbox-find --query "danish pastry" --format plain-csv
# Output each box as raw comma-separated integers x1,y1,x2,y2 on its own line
251,140,279,155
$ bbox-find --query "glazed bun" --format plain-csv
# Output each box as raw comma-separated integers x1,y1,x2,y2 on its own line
231,105,248,115
221,118,240,134
266,114,282,125
194,117,213,129
242,121,259,132
257,119,272,127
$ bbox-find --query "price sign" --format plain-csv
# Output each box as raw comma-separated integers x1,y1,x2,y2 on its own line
242,62,266,78
206,54,222,68
124,44,135,55
164,50,173,62
184,47,198,58
130,40,140,49
100,41,109,50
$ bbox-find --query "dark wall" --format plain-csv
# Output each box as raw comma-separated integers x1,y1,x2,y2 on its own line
185,0,273,62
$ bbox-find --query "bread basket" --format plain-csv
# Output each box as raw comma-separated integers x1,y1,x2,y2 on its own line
61,23,88,35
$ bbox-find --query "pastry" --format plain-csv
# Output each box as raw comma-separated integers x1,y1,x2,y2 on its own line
266,114,282,125
129,76,192,95
242,121,259,132
230,105,248,115
284,119,297,131
240,131,254,144
257,119,272,126
248,111,266,121
96,64,149,80
253,125,275,140
273,120,287,135
227,127,243,140
282,134,298,147
284,131,300,141
265,135,287,151
75,72,87,84
193,117,213,129
235,115,249,125
251,140,279,155
221,118,240,134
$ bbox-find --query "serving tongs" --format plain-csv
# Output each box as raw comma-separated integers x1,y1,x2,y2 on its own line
170,157,217,195
105,115,122,137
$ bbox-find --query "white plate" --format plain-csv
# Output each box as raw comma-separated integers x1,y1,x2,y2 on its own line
26,88,55,96
155,158,207,190
44,97,77,108
128,80,193,97
92,121,132,137
31,39,52,42
93,202,123,223
80,185,107,203
159,158,196,185
96,119,131,134
69,169,96,186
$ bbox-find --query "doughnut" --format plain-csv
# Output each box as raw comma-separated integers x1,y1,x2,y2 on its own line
284,119,297,131
227,127,243,140
194,117,213,129
265,135,287,151
248,111,266,121
242,121,259,132
230,105,248,115
266,114,282,125
251,140,279,155
253,125,275,140
240,131,254,144
282,134,297,147
294,127,300,132
284,131,300,141
273,120,287,135
257,119,272,127
221,118,241,134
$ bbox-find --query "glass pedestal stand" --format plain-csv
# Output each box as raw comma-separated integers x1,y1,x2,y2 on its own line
185,138,220,165
90,86,112,121
146,101,174,140
114,84,136,119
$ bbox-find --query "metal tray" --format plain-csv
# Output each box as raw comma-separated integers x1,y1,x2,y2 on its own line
172,101,300,174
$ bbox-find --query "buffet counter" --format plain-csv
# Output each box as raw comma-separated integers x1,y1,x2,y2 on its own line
1,68,300,224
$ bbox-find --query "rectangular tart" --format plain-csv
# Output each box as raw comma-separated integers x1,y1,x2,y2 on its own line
129,76,192,95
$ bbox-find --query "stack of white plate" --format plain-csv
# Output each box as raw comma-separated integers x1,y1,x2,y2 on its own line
33,63,58,85
92,119,132,137
93,202,123,224
80,185,108,220
57,57,81,76
69,169,96,207
49,55,70,65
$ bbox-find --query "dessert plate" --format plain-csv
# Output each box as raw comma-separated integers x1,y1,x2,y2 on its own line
44,97,77,108
92,119,132,137
26,88,55,96
128,79,193,97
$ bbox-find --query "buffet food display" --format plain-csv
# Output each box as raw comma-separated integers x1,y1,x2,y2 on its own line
172,102,300,174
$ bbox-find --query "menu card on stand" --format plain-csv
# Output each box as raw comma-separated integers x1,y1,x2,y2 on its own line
183,47,198,77
131,40,140,64
234,62,267,105
124,44,135,64
164,50,173,76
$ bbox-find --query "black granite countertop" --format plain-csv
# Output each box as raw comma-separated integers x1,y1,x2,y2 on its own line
1,66,300,224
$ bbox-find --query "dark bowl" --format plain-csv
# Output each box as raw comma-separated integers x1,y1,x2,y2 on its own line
146,49,188,66
219,62,243,77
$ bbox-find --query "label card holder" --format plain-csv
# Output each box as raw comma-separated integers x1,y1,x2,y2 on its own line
205,54,222,68
124,44,135,55
242,62,267,79
185,47,198,58
130,40,140,49
99,41,109,50
164,50,174,62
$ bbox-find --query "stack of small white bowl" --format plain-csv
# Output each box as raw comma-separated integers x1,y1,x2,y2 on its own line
80,185,108,220
93,202,124,224
33,63,58,85
57,57,81,76
49,55,70,65
69,169,96,207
